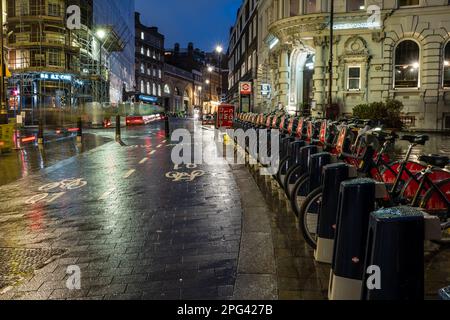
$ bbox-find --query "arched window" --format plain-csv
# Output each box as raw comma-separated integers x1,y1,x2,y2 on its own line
394,40,420,88
443,42,450,88
174,87,180,96
164,84,171,94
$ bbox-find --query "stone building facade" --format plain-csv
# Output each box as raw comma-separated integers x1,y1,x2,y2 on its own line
255,0,450,130
135,12,164,105
227,0,259,111
162,63,198,115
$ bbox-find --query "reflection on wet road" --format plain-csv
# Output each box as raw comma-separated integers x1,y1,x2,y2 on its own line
0,119,242,300
0,134,112,187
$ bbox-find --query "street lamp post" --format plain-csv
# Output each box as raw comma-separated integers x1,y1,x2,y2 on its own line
207,66,213,105
215,45,223,103
96,29,107,105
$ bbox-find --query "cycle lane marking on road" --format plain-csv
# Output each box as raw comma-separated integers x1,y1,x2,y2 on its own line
99,189,115,201
24,178,88,205
123,169,136,179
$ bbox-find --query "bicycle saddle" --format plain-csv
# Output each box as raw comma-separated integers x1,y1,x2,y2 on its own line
419,154,450,168
401,134,429,145
371,130,399,142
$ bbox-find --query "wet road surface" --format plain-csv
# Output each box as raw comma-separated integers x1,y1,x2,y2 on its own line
0,134,112,187
0,120,449,300
0,119,242,300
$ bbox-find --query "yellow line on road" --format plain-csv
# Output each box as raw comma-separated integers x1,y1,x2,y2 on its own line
123,169,136,179
139,158,148,164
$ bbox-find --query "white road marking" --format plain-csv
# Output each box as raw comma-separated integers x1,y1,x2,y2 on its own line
157,144,163,149
46,192,66,204
139,158,148,164
123,169,136,179
149,150,156,155
99,189,114,200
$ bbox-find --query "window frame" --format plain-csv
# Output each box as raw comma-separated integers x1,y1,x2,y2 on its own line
443,41,450,88
393,39,421,89
347,65,362,91
347,0,366,12
398,0,420,8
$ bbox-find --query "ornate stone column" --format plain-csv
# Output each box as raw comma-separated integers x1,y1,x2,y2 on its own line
313,37,326,114
278,45,290,107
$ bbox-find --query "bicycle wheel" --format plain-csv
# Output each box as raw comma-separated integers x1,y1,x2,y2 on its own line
299,187,323,249
421,179,450,245
277,156,290,186
290,174,310,217
284,165,303,199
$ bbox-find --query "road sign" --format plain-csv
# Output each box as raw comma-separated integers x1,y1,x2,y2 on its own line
240,82,252,95
216,104,235,129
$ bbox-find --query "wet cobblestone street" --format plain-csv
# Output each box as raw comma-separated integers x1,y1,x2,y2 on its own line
0,119,449,300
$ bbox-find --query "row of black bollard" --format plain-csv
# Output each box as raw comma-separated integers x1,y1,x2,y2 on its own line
234,113,432,301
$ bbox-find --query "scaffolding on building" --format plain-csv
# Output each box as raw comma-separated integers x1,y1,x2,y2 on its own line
5,0,126,126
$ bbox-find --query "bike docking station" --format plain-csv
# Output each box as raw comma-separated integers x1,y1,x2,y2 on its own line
362,207,425,300
327,180,442,300
328,178,387,301
314,163,358,264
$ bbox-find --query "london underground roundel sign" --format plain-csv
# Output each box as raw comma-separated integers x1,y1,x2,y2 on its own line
240,82,252,95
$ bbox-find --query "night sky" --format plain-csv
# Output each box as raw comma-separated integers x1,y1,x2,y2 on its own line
135,0,242,52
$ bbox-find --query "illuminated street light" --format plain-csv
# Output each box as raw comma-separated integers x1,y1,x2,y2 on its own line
215,45,223,54
208,66,214,73
205,80,210,85
96,29,107,39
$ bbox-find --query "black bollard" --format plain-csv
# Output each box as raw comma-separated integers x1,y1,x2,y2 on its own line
115,115,121,141
38,118,44,145
77,117,82,143
165,115,170,138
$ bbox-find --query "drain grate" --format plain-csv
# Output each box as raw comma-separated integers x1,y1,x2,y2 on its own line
0,247,66,291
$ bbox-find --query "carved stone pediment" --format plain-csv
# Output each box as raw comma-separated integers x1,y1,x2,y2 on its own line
344,36,369,56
